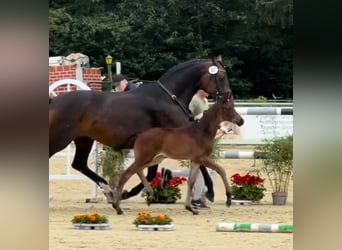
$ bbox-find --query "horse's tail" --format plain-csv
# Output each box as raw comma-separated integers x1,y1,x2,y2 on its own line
113,132,139,151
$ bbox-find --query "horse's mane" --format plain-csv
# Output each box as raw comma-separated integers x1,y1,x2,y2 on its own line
159,59,208,81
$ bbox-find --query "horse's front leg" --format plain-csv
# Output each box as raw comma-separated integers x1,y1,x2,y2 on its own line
72,137,113,200
198,158,232,207
185,162,200,215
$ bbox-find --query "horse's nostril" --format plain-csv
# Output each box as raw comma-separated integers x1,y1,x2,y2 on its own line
238,118,244,126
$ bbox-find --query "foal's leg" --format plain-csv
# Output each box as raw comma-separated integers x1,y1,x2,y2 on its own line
185,162,200,215
136,170,154,205
121,164,158,200
112,162,148,215
72,137,112,198
198,157,232,207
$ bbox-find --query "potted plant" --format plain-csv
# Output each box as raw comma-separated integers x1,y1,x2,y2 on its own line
230,172,266,203
97,145,125,201
133,210,174,231
72,211,110,230
142,171,187,203
256,135,293,205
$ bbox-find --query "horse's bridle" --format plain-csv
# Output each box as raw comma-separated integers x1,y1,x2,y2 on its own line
156,60,230,120
208,61,230,99
156,80,194,120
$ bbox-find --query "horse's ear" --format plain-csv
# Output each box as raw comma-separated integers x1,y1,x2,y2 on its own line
211,55,222,64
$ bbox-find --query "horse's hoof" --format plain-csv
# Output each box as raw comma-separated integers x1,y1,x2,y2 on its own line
226,201,231,208
120,190,129,200
112,203,123,214
205,191,215,202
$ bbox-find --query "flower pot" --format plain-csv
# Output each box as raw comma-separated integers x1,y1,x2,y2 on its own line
136,224,174,231
150,196,177,204
73,223,111,230
272,191,288,205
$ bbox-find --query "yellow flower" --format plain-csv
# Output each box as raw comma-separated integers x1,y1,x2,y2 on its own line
90,215,96,222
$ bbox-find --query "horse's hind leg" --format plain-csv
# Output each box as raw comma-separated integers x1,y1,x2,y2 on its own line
121,164,158,200
49,133,73,158
72,137,111,197
200,165,215,202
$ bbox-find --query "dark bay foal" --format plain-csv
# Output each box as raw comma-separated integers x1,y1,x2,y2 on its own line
112,90,243,215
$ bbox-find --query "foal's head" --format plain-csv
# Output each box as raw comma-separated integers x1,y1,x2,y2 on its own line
216,90,244,127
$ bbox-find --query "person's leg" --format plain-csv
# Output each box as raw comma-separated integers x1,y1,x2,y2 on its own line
122,150,134,170
191,171,210,209
164,167,212,207
193,172,207,200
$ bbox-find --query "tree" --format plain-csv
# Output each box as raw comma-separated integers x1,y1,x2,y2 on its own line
49,0,293,99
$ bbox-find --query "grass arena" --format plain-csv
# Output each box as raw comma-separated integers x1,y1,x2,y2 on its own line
49,145,293,250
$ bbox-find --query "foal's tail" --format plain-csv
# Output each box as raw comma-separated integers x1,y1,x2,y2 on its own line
113,132,139,151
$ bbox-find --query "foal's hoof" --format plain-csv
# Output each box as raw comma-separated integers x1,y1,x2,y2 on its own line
185,205,199,215
112,203,124,215
226,193,232,207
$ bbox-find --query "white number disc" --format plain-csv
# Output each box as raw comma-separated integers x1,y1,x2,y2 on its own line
209,65,219,74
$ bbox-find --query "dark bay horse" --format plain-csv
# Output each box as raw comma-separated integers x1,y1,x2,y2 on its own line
111,90,243,215
49,58,233,202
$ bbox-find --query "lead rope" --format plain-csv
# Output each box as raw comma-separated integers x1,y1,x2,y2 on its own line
156,80,194,121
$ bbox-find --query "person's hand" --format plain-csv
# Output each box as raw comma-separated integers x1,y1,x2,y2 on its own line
194,113,203,120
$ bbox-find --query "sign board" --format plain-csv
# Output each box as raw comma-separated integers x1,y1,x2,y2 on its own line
239,115,293,139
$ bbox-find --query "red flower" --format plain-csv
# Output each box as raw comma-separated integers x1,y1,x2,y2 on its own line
231,172,264,185
230,172,266,201
149,172,187,188
167,176,187,187
144,172,187,203
150,172,162,187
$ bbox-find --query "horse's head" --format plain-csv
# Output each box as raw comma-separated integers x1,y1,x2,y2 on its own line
199,57,230,98
217,89,244,127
